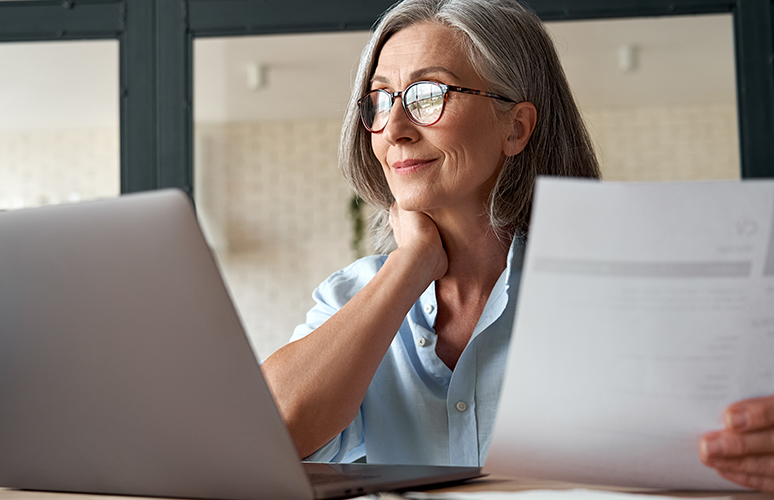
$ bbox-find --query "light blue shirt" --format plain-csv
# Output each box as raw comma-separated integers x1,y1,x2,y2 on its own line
289,236,525,466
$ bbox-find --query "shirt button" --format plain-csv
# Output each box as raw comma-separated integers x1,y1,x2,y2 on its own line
424,304,434,314
456,401,467,412
417,337,427,347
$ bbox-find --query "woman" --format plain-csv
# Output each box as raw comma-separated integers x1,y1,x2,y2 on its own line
262,0,774,492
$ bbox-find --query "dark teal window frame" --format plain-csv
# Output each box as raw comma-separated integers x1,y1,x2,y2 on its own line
1,0,772,196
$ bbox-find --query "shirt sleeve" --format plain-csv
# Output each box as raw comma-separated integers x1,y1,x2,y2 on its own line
289,255,387,462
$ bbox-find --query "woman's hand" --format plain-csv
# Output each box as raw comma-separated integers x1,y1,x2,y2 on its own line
389,203,448,282
700,395,774,491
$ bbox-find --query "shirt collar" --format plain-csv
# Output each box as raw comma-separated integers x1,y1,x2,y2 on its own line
471,233,526,338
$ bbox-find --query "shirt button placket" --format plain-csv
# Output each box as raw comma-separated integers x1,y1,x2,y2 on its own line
446,346,479,465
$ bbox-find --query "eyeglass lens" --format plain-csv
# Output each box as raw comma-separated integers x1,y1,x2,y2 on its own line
405,83,444,125
360,82,446,132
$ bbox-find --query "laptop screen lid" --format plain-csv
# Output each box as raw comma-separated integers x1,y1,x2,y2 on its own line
0,190,482,500
0,190,315,500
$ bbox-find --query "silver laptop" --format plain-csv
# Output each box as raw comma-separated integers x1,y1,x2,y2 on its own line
0,189,482,500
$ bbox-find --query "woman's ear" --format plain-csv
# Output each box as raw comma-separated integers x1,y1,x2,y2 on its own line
504,102,537,157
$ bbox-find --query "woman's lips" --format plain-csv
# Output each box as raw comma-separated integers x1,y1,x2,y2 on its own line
391,158,435,174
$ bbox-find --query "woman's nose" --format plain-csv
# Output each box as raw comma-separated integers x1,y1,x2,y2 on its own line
381,98,418,144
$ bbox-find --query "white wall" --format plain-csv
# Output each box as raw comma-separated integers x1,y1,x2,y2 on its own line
586,103,739,182
0,127,119,210
195,119,356,359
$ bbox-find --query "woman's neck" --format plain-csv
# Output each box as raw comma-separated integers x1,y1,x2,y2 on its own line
426,209,511,370
430,209,510,296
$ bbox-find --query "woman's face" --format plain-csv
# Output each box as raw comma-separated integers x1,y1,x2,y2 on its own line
369,22,513,218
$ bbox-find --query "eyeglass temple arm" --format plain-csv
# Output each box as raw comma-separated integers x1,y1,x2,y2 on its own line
445,85,515,103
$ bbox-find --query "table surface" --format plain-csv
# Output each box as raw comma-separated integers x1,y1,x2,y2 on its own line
425,475,774,499
2,476,773,500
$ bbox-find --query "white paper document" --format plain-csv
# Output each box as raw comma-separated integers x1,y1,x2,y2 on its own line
399,490,730,500
486,178,774,490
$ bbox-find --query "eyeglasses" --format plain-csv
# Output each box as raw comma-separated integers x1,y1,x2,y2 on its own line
357,80,515,133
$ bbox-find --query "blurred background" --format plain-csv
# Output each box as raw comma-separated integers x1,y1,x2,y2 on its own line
0,11,741,358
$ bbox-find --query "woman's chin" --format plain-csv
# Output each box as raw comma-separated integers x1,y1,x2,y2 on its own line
394,200,432,213
391,190,442,213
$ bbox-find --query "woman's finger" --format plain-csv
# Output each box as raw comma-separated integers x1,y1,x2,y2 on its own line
389,203,402,245
704,453,774,477
716,470,774,493
724,395,774,432
701,429,774,458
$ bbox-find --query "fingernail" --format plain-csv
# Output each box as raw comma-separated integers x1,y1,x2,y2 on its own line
702,437,724,457
726,410,749,430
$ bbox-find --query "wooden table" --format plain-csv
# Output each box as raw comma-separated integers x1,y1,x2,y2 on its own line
425,475,774,499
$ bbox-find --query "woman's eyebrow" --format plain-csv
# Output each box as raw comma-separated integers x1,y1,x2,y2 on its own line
370,74,390,85
409,66,460,82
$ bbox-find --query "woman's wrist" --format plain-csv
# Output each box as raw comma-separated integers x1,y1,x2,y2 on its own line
386,245,446,287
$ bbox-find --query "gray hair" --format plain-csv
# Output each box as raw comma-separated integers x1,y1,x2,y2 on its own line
340,0,600,252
